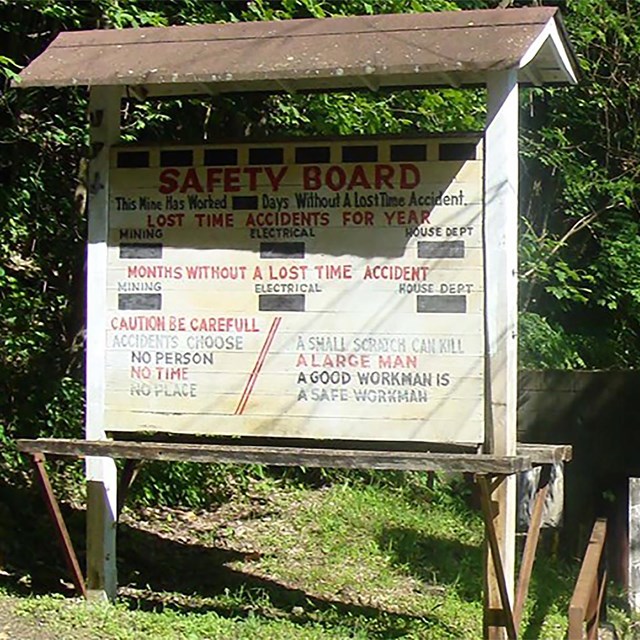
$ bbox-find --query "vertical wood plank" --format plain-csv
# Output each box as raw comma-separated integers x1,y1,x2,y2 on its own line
86,85,121,601
629,478,640,611
478,476,517,640
483,68,519,639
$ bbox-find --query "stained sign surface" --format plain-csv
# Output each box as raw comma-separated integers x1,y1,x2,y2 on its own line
105,137,485,443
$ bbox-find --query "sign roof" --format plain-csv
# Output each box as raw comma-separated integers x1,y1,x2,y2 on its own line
16,7,578,97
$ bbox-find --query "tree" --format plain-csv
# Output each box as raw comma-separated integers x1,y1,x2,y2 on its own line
519,0,640,369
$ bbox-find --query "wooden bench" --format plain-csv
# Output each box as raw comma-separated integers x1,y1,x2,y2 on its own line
16,437,571,638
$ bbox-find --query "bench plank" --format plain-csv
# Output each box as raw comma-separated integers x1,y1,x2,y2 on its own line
17,438,533,474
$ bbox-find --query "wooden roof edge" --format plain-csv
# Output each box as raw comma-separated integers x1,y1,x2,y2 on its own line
518,10,580,85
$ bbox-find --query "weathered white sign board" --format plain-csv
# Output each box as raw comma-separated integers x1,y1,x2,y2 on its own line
104,137,484,443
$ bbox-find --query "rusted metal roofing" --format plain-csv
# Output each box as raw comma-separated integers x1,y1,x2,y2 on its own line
16,7,578,96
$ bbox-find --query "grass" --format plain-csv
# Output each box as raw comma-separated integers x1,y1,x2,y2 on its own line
11,592,367,639
0,472,594,639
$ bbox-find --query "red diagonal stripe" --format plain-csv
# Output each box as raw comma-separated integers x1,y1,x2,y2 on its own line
234,316,282,416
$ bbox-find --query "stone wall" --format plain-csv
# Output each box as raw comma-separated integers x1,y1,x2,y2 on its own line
518,370,640,580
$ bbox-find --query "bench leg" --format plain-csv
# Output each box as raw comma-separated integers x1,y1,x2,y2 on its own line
116,459,141,520
478,474,518,640
30,453,87,598
513,464,552,629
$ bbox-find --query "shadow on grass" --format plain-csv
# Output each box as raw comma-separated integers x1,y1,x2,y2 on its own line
0,478,460,639
515,536,577,640
1,474,578,638
115,521,462,638
378,526,483,602
379,524,576,637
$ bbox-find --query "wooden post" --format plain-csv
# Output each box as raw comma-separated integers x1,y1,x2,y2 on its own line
478,476,517,640
86,85,120,601
483,69,519,639
629,478,640,611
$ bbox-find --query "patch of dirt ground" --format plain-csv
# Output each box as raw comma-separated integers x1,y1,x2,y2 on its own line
0,592,58,640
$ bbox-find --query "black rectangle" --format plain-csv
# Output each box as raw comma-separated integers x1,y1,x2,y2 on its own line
260,242,305,259
439,143,477,161
295,146,331,164
119,243,163,259
118,293,162,311
390,144,427,162
204,148,238,166
417,240,465,259
259,294,305,312
417,295,467,313
232,195,259,210
249,147,284,165
160,149,193,167
342,145,378,163
117,151,149,168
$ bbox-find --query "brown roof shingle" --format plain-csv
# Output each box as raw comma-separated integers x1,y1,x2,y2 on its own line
16,7,578,95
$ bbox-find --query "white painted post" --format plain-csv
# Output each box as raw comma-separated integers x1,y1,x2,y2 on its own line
629,478,640,612
86,85,121,601
483,68,519,638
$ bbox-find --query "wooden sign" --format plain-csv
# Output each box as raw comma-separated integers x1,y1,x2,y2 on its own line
104,137,484,443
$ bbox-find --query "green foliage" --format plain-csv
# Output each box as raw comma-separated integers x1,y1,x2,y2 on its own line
519,0,640,369
127,461,266,509
96,1,169,28
0,55,19,81
518,311,586,369
267,88,486,137
244,0,469,20
0,65,88,471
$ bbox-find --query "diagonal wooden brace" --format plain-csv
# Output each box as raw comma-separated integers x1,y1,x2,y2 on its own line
30,453,87,598
513,464,552,629
116,459,142,520
478,474,518,640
